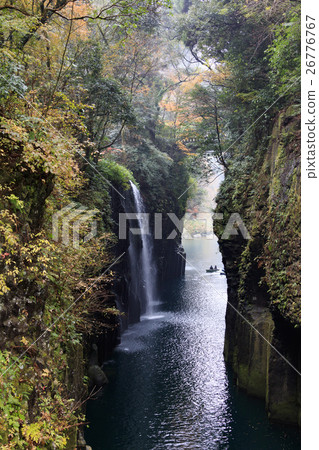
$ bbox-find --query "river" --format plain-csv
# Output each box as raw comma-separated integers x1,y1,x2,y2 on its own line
85,237,301,449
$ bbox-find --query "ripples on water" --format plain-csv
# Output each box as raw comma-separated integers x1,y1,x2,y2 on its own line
86,239,300,449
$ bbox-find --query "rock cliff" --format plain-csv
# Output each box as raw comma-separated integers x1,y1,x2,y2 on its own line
214,105,301,425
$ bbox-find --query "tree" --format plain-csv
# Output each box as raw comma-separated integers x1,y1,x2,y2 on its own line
0,0,171,48
175,0,300,165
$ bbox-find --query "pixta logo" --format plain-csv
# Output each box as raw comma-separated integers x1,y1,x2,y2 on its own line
118,212,250,240
52,203,98,249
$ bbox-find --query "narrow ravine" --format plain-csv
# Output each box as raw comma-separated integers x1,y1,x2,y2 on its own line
85,237,300,449
0,0,302,446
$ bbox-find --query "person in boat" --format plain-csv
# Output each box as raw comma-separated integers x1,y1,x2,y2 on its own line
210,265,213,270
214,265,217,270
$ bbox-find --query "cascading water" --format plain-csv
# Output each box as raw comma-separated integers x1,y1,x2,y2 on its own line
129,181,157,316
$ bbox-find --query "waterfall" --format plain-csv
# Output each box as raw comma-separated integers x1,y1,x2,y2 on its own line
129,181,157,316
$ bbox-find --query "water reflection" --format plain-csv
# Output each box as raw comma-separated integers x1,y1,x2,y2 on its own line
85,239,300,449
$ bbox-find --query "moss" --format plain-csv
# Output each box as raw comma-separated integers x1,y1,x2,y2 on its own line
217,105,300,425
268,400,300,425
66,429,77,449
97,158,136,190
237,364,266,398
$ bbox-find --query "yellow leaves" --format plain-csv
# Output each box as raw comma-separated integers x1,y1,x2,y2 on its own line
0,118,28,142
0,211,18,248
160,98,178,113
0,208,58,294
206,66,229,84
5,268,19,277
177,141,189,153
54,0,91,30
159,70,208,134
101,30,164,96
3,235,17,247
1,110,83,194
177,141,197,157
42,368,50,377
158,61,231,146
0,277,10,296
20,336,29,346
22,422,46,445
181,73,205,93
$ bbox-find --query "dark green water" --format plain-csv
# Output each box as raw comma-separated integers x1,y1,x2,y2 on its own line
85,239,300,449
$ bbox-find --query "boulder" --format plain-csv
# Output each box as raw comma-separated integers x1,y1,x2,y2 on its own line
88,365,108,388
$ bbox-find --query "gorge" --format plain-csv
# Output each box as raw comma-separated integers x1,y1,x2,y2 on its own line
85,179,300,449
0,0,301,448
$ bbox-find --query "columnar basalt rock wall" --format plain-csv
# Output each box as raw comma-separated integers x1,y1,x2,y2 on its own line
91,184,186,365
215,106,301,425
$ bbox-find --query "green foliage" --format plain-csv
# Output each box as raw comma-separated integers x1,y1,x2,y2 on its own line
266,7,301,97
0,351,29,447
0,349,83,449
0,58,27,100
215,107,301,326
118,139,174,210
98,158,136,190
0,87,119,447
215,155,255,219
0,0,189,445
178,0,301,166
68,40,136,154
125,140,172,187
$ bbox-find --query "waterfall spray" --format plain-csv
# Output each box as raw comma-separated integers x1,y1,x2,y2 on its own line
129,181,157,316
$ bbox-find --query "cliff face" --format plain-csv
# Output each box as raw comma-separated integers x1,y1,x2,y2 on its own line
114,185,186,317
214,106,301,425
154,216,186,281
91,182,186,366
0,128,90,447
0,115,187,446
